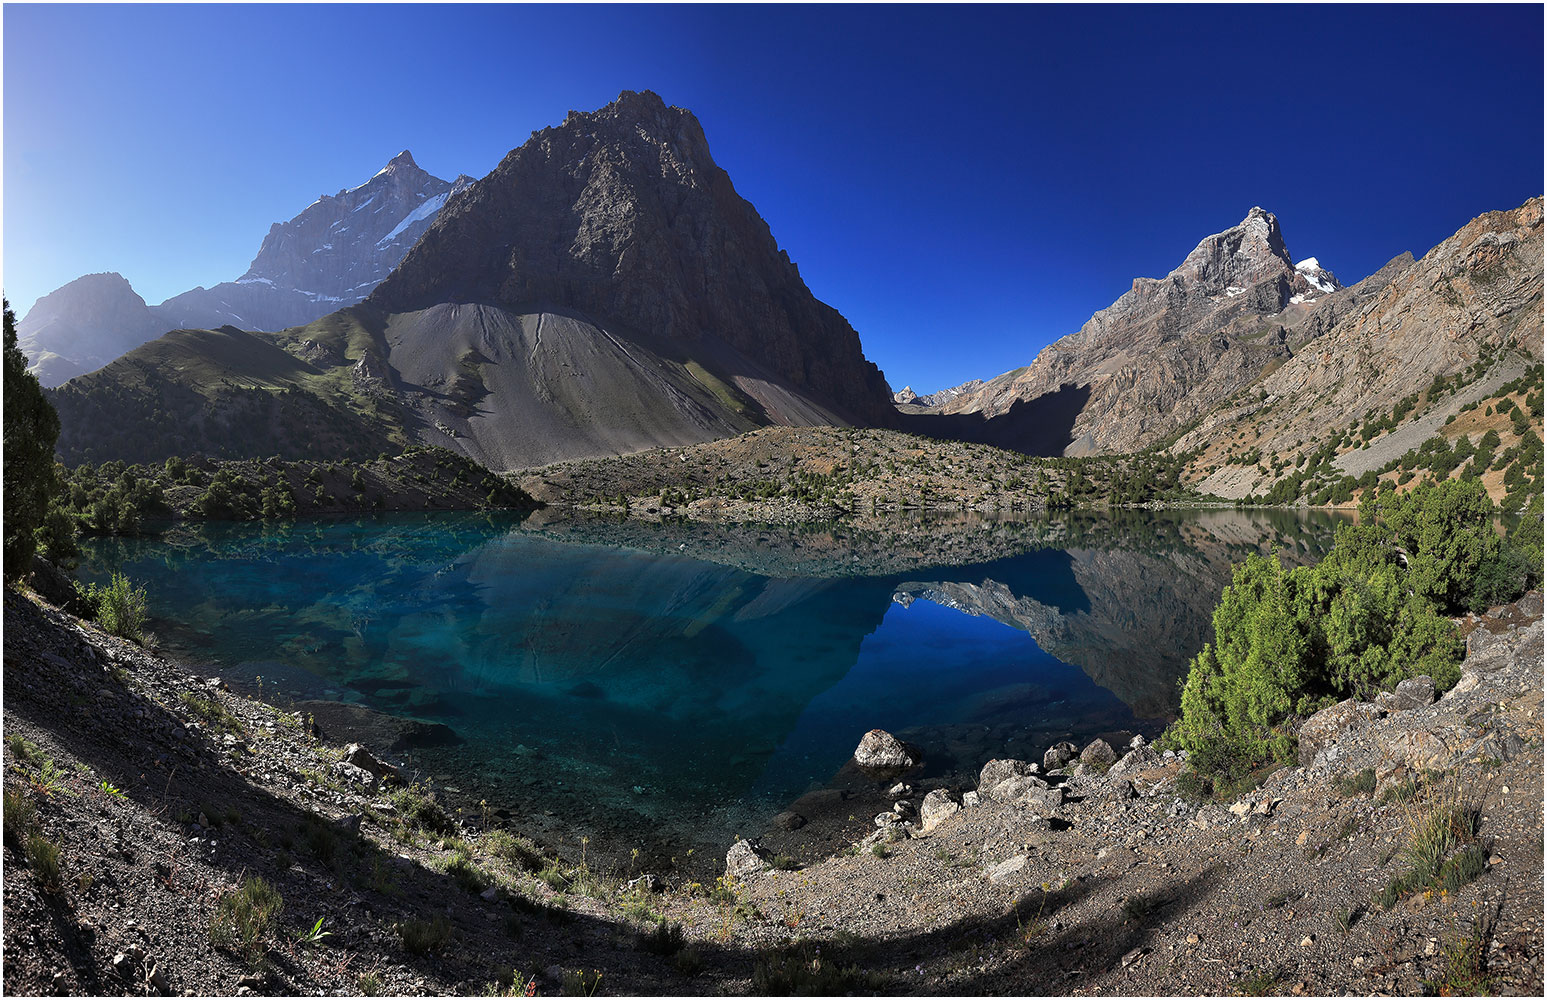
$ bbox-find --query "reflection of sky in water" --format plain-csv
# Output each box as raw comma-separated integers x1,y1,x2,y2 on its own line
78,510,1340,856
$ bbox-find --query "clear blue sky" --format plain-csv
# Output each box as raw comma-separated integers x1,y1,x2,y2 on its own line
4,4,1542,393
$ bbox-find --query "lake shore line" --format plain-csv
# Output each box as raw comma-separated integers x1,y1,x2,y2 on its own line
5,580,1541,996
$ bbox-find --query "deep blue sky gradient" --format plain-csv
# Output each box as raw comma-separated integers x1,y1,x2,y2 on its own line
4,4,1542,392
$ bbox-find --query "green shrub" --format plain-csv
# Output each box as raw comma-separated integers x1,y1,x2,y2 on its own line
211,877,284,967
1169,484,1477,778
76,572,149,642
24,832,61,889
3,786,38,847
636,918,686,956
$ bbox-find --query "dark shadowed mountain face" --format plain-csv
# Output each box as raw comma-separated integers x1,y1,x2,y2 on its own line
18,153,463,387
369,89,897,427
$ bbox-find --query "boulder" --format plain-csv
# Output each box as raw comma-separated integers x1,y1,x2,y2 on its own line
853,729,919,769
919,789,961,833
725,839,769,879
1297,699,1383,767
985,775,1063,815
1079,739,1118,768
1043,741,1079,770
1391,675,1436,710
978,758,1037,790
771,810,806,831
343,742,400,782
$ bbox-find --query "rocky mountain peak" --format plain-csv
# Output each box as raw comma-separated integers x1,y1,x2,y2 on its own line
1172,207,1294,292
369,92,897,426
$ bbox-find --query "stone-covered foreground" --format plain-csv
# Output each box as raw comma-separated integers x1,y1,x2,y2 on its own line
3,584,1542,995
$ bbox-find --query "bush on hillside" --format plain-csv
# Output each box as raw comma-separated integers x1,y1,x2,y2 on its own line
1166,479,1537,777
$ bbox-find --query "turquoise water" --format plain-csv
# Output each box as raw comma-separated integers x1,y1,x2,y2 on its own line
78,509,1344,869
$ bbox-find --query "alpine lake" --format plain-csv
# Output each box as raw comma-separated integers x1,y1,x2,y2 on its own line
78,506,1353,875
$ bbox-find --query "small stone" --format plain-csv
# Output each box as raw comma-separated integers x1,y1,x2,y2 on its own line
725,838,769,878
1300,935,1315,948
1488,855,1503,865
961,791,980,808
1295,830,1310,847
1043,741,1078,770
1120,947,1146,968
480,886,500,901
988,854,1027,883
887,782,911,797
1186,933,1200,945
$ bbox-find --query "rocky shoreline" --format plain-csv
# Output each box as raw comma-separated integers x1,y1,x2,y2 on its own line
4,585,1542,995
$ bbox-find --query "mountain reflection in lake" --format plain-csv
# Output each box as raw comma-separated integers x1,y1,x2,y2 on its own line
79,507,1348,868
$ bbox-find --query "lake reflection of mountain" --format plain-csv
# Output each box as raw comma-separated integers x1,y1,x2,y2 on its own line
79,508,1346,865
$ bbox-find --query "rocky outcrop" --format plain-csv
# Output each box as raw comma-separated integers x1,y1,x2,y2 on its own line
1188,198,1544,498
924,208,1347,453
369,90,896,428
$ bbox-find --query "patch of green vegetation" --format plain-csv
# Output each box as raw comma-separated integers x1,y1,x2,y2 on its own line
636,918,686,956
211,877,284,967
751,943,882,996
75,572,149,642
1166,481,1525,782
3,786,38,848
180,691,242,735
399,914,454,955
484,829,546,872
1375,792,1483,909
1424,920,1496,995
1238,966,1284,996
1335,767,1377,798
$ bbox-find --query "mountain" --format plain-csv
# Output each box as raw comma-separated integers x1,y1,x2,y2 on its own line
50,92,898,469
17,152,462,387
155,152,472,332
14,273,170,389
1184,197,1543,499
907,201,1542,481
909,207,1353,455
367,89,896,431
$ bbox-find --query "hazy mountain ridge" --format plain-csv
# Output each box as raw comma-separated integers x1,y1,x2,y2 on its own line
17,152,463,387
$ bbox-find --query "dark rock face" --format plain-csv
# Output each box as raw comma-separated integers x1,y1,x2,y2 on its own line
15,273,169,387
370,90,896,426
156,152,467,332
